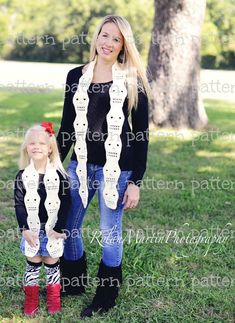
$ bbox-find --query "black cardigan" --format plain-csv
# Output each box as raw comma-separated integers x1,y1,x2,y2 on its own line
57,65,149,186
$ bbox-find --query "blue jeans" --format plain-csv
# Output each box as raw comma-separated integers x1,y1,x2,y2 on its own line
64,160,132,267
20,229,50,257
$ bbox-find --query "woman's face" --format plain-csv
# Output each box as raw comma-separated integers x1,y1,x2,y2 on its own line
96,22,124,63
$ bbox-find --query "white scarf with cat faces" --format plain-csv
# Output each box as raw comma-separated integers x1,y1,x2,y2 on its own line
73,58,127,209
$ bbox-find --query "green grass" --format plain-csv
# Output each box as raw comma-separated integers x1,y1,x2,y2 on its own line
0,90,234,322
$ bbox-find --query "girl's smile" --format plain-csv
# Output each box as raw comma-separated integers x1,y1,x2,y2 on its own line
26,132,51,163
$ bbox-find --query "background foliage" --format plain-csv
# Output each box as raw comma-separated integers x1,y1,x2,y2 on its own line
0,0,234,68
201,0,235,69
0,0,153,64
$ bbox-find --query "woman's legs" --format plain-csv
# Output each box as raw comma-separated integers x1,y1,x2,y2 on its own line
61,161,97,295
63,161,97,260
81,168,132,318
97,168,132,267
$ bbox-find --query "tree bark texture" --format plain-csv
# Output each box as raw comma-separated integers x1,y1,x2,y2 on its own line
147,0,208,129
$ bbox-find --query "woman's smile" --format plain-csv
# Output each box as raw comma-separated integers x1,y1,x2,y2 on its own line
102,47,113,55
96,22,123,63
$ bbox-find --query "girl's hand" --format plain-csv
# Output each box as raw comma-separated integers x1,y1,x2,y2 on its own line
22,230,38,248
122,183,140,210
48,229,66,240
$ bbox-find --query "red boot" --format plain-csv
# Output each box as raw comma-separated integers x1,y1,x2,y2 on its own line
46,284,61,314
23,285,39,316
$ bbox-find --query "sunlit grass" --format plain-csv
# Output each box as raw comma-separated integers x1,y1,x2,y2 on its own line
0,91,234,322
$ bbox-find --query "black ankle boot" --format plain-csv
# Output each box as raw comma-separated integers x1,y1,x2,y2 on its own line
60,252,87,295
80,260,122,318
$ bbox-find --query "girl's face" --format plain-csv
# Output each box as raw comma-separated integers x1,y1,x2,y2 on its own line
26,131,51,163
96,22,124,63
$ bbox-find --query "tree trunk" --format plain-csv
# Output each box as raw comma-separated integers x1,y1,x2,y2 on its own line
147,0,208,129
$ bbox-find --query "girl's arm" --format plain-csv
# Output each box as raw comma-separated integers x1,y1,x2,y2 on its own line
14,171,30,231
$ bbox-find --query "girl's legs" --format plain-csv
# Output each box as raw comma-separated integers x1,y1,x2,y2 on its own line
23,256,42,316
44,257,61,314
23,233,62,315
44,257,60,286
24,256,42,286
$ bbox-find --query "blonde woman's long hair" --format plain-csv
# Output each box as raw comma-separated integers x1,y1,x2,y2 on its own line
89,15,152,112
19,125,67,177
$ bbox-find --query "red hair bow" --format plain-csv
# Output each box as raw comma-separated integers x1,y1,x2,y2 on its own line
41,121,55,136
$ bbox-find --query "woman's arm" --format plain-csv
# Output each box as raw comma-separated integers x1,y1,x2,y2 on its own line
122,91,149,209
128,91,149,186
56,70,76,162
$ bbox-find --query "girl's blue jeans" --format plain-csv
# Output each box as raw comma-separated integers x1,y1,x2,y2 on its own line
63,160,132,267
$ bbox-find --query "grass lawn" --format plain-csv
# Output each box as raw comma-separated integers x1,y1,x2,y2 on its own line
0,89,234,322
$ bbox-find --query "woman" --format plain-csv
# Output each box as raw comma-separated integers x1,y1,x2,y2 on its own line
57,15,151,318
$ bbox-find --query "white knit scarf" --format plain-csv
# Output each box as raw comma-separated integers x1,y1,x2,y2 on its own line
73,57,127,209
22,159,64,258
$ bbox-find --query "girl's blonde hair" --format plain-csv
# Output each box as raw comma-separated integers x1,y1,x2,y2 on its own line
19,124,67,176
89,15,152,112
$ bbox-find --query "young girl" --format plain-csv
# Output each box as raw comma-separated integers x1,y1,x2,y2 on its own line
14,122,70,316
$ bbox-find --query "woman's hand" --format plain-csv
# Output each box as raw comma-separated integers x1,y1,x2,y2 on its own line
22,230,38,248
48,229,66,240
122,183,140,210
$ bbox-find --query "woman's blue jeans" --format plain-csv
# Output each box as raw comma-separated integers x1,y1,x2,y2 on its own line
63,160,132,267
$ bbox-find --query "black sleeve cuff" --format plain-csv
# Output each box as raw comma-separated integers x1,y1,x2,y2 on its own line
52,227,63,234
128,178,143,187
